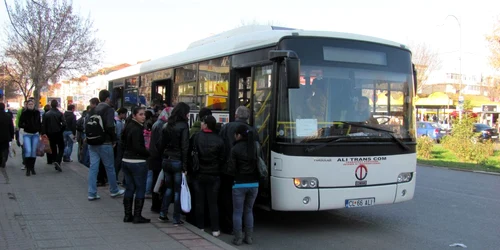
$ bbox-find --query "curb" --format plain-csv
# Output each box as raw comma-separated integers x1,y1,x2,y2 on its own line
418,163,500,176
65,161,238,250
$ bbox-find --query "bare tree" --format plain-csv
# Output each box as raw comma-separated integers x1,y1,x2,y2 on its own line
486,16,500,70
0,61,32,101
483,75,500,101
2,0,102,107
409,42,441,94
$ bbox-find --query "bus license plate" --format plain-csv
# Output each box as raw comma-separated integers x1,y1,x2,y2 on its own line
345,198,375,208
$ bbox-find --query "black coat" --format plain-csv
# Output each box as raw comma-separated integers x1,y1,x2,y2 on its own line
192,130,225,175
19,109,41,134
42,108,66,134
160,121,189,171
122,120,150,160
0,111,14,148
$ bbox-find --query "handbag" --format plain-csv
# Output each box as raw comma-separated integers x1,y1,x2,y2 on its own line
180,173,191,213
191,134,200,174
153,169,165,194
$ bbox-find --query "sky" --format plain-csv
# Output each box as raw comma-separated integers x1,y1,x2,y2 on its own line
1,0,499,76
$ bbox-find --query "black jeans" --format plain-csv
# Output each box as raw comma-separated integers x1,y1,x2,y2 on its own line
0,147,9,168
47,132,64,165
149,158,163,211
219,173,234,233
194,174,221,231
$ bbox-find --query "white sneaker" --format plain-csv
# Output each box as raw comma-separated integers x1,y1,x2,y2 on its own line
212,231,220,237
88,194,101,201
21,166,25,170
110,189,125,197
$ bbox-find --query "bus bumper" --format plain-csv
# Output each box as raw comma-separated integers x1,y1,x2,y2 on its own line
271,177,416,211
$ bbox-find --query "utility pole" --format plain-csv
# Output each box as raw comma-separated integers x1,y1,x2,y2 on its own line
445,15,463,120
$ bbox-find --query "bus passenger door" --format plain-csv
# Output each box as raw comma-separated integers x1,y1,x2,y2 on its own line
252,65,273,208
152,79,173,107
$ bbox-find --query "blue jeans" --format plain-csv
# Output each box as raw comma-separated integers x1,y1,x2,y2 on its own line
232,187,258,232
146,170,153,195
63,131,74,160
88,144,119,197
122,161,148,199
160,159,182,223
23,134,39,158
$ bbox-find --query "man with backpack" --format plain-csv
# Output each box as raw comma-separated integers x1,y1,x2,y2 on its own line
85,90,124,201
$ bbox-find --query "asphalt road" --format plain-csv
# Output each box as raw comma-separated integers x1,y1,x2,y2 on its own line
217,166,500,250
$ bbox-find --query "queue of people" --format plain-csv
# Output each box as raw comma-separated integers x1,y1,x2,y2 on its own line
1,90,262,246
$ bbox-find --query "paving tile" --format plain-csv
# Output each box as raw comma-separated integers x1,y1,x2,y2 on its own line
69,237,107,246
35,239,72,248
56,218,88,225
147,240,188,250
28,224,63,232
178,239,214,248
189,246,224,250
102,234,139,244
170,233,202,240
160,226,192,234
60,223,94,231
111,242,153,250
31,231,65,240
21,214,54,221
64,230,101,239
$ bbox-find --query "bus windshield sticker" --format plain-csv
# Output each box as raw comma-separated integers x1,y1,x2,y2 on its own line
296,119,318,137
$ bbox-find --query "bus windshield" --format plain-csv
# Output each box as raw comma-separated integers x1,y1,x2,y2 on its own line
277,64,415,143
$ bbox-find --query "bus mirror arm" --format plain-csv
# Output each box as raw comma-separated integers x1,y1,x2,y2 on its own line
412,63,417,94
269,50,301,89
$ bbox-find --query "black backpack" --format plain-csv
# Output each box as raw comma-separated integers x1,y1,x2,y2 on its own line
85,110,107,145
76,116,85,132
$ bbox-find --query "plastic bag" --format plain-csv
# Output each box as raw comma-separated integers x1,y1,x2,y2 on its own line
180,173,191,213
153,169,164,193
255,141,269,181
36,142,45,157
40,135,52,154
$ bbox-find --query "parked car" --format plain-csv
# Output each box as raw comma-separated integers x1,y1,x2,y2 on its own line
473,123,499,142
417,121,448,142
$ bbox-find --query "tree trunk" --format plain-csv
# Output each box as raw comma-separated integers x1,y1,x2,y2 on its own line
33,82,40,109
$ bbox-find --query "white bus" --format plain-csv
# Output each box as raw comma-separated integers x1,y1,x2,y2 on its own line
107,25,417,211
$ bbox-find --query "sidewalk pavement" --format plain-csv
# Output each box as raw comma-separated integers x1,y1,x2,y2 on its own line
0,145,238,250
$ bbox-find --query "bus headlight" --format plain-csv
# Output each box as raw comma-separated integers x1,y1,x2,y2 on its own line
294,178,319,188
397,172,413,183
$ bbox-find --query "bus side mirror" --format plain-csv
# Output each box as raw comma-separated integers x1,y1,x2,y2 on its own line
269,50,301,89
285,58,300,89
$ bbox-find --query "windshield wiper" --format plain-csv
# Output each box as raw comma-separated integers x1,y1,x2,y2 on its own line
305,122,409,153
304,136,351,152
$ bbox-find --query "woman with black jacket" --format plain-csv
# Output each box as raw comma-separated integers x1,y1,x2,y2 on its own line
192,115,225,236
158,102,190,225
229,125,260,246
121,107,151,224
18,100,42,176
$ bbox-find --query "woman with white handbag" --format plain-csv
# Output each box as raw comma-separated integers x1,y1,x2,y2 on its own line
18,100,41,176
157,102,190,226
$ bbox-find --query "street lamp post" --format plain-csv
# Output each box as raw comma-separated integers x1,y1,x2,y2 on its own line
445,14,463,120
